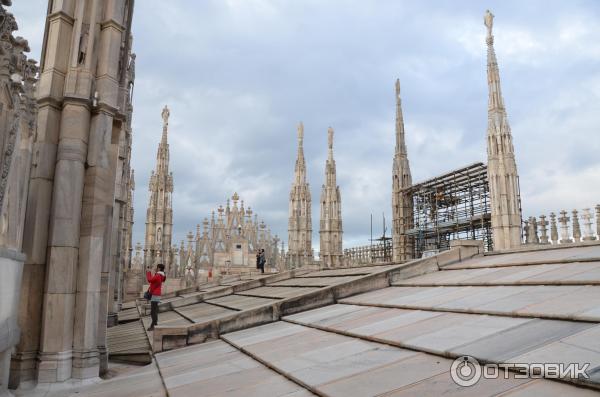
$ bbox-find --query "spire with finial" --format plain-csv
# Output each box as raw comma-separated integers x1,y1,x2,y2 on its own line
484,10,522,250
143,105,174,268
320,126,343,267
392,78,414,262
288,121,313,267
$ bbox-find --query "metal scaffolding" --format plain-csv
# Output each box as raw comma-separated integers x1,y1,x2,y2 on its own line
405,162,493,257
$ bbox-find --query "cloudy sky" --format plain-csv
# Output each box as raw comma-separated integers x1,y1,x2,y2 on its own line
11,1,600,253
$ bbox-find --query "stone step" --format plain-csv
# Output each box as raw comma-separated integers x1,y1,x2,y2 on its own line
443,244,600,270
282,304,600,390
394,261,600,287
153,340,315,396
107,320,152,365
220,320,598,395
339,285,600,322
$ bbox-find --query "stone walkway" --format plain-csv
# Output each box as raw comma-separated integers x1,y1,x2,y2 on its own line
26,245,600,396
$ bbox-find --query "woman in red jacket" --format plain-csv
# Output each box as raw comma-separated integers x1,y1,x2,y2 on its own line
146,263,166,331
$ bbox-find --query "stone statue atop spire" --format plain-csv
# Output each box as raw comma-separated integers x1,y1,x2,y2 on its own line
298,121,304,142
484,9,494,37
288,122,313,268
161,105,170,142
484,10,522,250
320,127,343,267
162,105,170,126
392,78,414,262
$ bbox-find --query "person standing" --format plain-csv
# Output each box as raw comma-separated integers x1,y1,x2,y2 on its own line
259,249,266,274
146,263,166,331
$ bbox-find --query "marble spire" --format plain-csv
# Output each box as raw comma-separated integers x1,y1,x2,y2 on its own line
392,79,414,262
144,105,174,269
484,10,522,251
287,122,313,268
319,127,343,267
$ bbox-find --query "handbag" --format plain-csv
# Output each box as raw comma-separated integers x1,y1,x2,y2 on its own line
143,289,152,300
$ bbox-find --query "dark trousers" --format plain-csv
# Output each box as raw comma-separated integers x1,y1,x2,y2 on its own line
150,301,159,327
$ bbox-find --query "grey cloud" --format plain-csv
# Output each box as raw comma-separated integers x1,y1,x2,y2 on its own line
9,0,600,253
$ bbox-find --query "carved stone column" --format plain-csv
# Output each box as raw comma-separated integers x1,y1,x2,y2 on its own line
582,209,596,241
572,210,581,243
538,215,549,244
550,212,558,244
558,210,572,244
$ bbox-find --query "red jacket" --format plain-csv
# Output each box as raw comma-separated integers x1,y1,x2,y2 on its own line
146,271,166,296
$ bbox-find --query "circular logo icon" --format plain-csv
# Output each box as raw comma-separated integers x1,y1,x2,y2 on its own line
450,355,482,387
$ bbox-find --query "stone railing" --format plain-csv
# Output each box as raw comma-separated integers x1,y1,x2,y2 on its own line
523,205,600,245
343,242,392,266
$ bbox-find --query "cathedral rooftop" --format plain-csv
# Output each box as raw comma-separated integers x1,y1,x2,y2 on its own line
39,242,600,396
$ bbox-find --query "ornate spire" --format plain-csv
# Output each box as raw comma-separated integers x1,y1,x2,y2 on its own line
395,79,407,156
288,122,313,268
392,78,413,262
484,10,522,250
485,11,505,113
143,106,174,268
320,126,343,267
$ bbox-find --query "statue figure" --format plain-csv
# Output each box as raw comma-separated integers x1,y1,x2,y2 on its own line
127,52,136,86
297,122,304,142
131,242,143,271
184,265,195,288
484,10,494,37
78,23,89,65
161,105,170,127
328,127,334,150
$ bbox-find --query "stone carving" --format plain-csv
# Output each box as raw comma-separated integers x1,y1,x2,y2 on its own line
572,209,581,242
550,212,558,244
484,10,494,37
538,215,549,244
581,209,596,241
144,106,173,271
525,217,539,245
127,52,135,86
130,242,143,271
288,122,313,268
558,210,572,244
392,78,414,262
484,10,522,250
319,127,343,268
77,23,89,65
189,193,280,273
161,104,170,127
596,205,600,238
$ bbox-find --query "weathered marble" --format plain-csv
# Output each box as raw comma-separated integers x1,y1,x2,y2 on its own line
319,127,343,268
287,123,313,268
143,106,174,272
391,79,414,262
484,10,522,251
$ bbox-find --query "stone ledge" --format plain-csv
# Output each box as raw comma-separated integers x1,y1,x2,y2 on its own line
485,240,600,256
